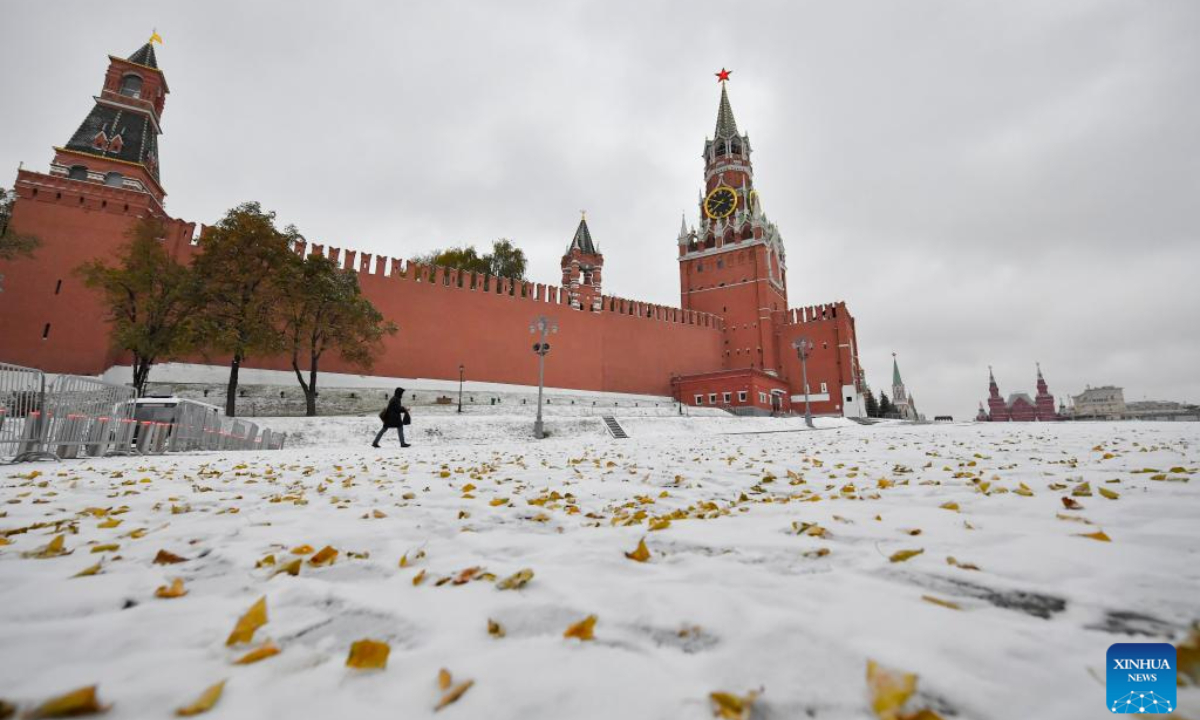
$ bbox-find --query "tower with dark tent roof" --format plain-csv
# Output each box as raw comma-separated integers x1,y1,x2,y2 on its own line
54,39,170,204
561,213,604,311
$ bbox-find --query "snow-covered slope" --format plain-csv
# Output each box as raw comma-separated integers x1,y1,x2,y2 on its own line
0,421,1196,719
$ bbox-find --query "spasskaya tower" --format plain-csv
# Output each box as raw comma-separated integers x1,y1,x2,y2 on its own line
678,70,789,374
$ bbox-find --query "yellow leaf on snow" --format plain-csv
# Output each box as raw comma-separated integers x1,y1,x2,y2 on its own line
412,569,427,586
438,668,453,690
1099,487,1120,500
156,578,188,599
709,690,759,720
625,538,651,563
73,562,102,578
346,639,390,670
1077,530,1111,542
175,680,225,717
255,554,276,568
309,546,338,566
945,556,980,571
564,615,597,641
91,544,119,554
29,685,107,718
23,534,68,559
233,642,280,665
921,595,961,610
496,569,534,590
273,559,301,578
435,677,474,711
867,660,916,720
939,502,959,512
487,618,506,638
889,549,924,563
290,544,314,555
649,518,671,531
97,518,122,529
226,596,268,646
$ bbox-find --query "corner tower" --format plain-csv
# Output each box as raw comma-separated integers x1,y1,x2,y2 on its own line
561,214,603,311
53,37,169,205
678,71,788,373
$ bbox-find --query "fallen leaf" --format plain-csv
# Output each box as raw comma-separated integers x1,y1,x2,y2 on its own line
154,549,188,564
1014,483,1034,497
155,578,188,599
97,518,122,529
496,569,534,590
91,543,119,554
709,690,759,720
487,618,505,638
625,538,651,562
345,639,390,670
564,615,597,641
438,668,453,690
309,545,338,567
372,509,387,518
945,556,980,571
23,534,68,559
1098,487,1120,500
175,680,225,717
1072,481,1093,497
435,679,474,711
73,562,102,578
921,595,961,610
889,549,924,563
233,642,280,665
649,518,671,531
1077,530,1112,542
272,559,301,578
255,554,276,568
1061,497,1084,510
28,685,107,718
939,502,959,512
452,567,482,585
290,544,314,555
412,569,427,586
225,596,268,646
867,660,916,720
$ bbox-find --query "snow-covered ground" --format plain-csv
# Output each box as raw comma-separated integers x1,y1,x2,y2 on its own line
1,419,1197,719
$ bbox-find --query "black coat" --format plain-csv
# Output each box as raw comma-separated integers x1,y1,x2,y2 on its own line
381,397,407,428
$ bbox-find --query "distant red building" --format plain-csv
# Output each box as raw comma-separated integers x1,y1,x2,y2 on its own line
978,365,1062,421
0,41,865,417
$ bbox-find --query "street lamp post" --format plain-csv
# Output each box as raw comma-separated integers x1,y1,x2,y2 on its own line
457,364,464,414
792,337,815,428
530,315,558,439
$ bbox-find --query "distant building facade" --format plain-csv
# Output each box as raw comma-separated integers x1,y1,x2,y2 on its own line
1070,386,1126,420
977,364,1062,422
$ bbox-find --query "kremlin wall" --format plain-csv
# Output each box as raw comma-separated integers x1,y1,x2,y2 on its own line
0,42,866,417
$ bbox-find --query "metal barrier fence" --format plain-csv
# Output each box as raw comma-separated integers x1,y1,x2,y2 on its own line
1,362,286,463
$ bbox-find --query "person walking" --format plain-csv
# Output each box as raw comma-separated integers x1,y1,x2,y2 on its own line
372,387,411,448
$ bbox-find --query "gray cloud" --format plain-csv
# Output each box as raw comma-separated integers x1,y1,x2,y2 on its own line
4,0,1198,419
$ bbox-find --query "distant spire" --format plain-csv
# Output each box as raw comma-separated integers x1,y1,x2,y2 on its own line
989,365,996,383
127,41,159,69
568,213,597,254
1036,361,1043,379
714,82,739,139
892,352,903,387
678,213,688,238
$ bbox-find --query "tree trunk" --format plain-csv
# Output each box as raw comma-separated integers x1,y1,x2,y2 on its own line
226,355,241,417
306,353,319,417
131,356,152,398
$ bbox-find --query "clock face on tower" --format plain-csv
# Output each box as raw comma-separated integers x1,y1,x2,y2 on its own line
704,186,738,219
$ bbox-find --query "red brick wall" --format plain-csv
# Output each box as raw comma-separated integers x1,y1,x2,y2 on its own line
0,176,723,397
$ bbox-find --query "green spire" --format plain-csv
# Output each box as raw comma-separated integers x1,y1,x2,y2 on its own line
892,353,903,387
714,82,739,139
568,213,597,255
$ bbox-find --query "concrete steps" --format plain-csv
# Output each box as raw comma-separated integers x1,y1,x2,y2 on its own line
601,416,629,439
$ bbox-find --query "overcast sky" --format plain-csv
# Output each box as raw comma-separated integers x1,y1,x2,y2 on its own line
5,1,1198,419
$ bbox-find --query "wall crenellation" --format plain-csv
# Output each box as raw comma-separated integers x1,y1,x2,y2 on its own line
284,239,723,330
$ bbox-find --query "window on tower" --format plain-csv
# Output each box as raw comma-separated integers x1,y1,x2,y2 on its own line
119,74,143,98
730,138,741,155
104,172,124,188
68,165,88,181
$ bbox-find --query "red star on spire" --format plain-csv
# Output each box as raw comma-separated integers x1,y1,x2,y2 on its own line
715,68,732,83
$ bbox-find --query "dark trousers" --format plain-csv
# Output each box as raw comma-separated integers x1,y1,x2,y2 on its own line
373,424,406,446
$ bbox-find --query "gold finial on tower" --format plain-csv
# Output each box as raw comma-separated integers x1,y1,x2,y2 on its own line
149,29,163,45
